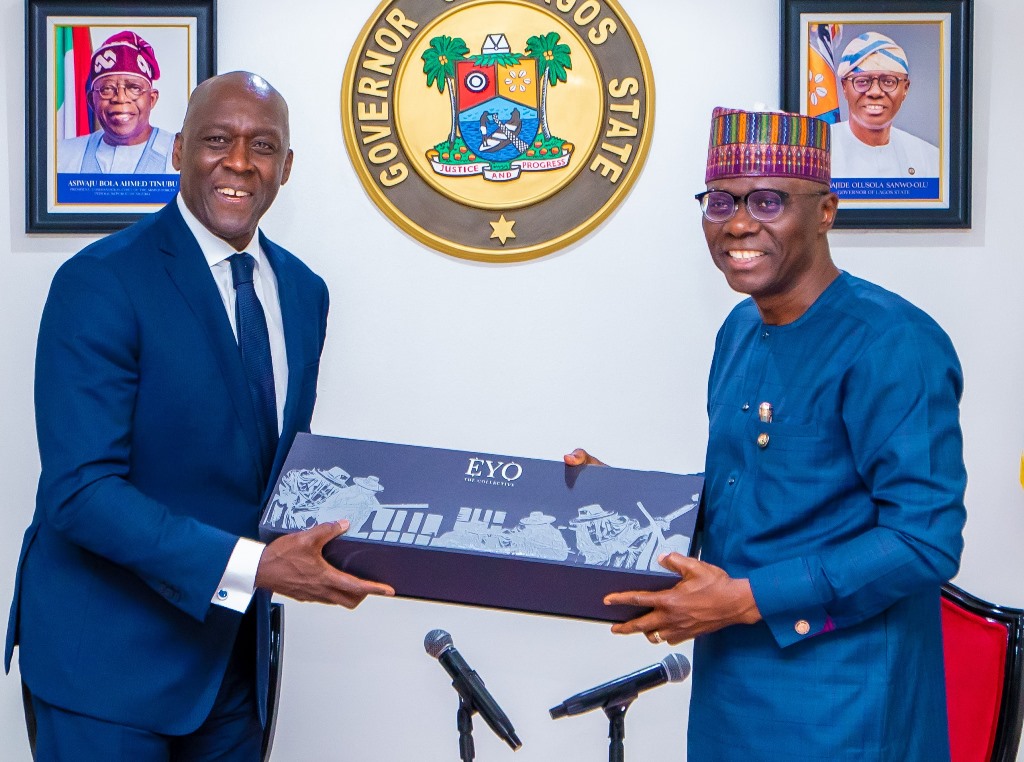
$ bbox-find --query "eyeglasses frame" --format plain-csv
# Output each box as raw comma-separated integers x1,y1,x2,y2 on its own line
841,74,909,94
694,188,831,223
90,82,154,102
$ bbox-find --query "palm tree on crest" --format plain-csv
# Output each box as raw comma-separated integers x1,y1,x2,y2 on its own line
422,35,470,149
525,32,572,140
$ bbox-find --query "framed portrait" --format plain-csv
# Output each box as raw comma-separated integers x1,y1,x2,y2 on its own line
26,0,215,233
781,0,972,229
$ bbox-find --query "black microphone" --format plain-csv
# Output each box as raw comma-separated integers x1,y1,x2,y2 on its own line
424,629,522,750
549,653,691,718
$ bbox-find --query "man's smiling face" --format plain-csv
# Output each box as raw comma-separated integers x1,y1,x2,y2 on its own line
842,72,910,136
92,74,159,146
172,73,293,251
702,175,838,323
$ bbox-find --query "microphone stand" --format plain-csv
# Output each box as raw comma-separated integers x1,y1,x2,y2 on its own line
457,697,476,762
602,694,637,762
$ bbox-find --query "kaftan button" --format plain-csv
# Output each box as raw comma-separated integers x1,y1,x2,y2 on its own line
757,432,769,448
795,620,811,635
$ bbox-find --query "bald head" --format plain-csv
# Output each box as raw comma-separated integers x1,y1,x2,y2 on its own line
172,71,294,250
183,71,290,146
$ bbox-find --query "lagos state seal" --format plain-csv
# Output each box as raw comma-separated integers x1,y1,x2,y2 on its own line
342,0,655,263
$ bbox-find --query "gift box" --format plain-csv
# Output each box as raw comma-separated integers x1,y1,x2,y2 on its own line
259,434,703,622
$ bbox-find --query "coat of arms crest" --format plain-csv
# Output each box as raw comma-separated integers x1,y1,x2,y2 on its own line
342,0,655,263
423,32,573,183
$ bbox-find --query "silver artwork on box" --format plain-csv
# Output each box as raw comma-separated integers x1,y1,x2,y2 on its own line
265,466,697,573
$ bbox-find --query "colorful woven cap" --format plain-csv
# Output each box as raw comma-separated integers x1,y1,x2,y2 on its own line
90,30,161,84
705,106,831,185
837,32,909,78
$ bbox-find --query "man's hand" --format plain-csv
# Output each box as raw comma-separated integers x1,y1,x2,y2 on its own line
255,520,395,609
563,448,607,467
604,553,761,645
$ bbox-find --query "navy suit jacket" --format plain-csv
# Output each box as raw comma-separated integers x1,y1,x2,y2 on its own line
5,200,328,734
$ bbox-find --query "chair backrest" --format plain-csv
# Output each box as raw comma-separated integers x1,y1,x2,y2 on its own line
261,601,285,762
942,583,1024,762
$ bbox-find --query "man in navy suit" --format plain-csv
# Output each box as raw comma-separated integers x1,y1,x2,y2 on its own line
6,71,393,760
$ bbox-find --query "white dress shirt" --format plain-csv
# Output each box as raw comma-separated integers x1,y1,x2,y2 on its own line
830,121,940,179
58,127,177,173
176,196,288,613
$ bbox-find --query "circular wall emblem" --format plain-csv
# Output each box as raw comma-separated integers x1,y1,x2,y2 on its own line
341,0,655,263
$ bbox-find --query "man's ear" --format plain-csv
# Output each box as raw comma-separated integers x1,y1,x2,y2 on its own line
820,192,840,232
280,148,294,186
171,133,183,171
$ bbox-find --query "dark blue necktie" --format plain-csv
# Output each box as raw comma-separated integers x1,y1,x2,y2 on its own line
229,252,278,471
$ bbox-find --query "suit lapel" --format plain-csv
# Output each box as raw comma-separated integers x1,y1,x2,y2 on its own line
261,233,305,473
157,202,266,480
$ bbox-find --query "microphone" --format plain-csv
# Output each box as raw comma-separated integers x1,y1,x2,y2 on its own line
424,629,522,750
549,653,691,718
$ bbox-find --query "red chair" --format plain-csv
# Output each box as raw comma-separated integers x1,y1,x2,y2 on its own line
942,583,1024,762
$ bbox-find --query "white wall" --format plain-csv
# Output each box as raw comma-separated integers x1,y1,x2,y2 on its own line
2,1,1020,759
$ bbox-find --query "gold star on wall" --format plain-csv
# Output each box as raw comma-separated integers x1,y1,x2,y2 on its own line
489,215,517,245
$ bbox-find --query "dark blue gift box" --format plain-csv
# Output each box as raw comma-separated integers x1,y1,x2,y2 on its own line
259,434,703,622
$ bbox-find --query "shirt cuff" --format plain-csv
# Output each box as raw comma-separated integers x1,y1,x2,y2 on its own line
748,557,831,648
211,537,265,613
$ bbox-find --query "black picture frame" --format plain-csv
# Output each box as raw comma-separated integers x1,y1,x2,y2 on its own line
26,0,215,233
781,0,972,229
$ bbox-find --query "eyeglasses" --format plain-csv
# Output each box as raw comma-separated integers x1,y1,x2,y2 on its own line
842,74,907,94
91,82,151,101
694,189,829,223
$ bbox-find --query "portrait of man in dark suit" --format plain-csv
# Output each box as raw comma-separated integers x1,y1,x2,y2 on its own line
57,31,177,175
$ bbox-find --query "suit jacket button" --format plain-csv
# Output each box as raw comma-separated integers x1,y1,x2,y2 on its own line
795,619,811,635
757,433,770,448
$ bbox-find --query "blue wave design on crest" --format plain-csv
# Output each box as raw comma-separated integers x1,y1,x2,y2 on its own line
459,97,539,161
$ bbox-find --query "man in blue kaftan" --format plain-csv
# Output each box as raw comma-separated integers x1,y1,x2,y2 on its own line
579,106,966,760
